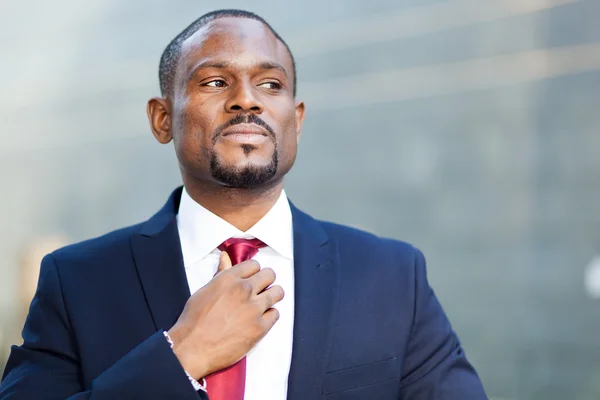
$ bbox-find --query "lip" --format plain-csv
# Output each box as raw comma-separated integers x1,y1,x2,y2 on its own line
220,123,270,144
221,123,269,137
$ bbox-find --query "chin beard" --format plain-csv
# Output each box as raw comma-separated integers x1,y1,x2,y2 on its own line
210,150,278,189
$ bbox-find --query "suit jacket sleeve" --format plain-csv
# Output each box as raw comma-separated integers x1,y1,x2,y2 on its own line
398,248,488,399
0,254,207,400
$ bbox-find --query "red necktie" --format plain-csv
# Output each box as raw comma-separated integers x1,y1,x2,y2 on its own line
205,238,267,400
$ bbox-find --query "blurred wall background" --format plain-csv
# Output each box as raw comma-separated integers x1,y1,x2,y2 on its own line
1,0,600,398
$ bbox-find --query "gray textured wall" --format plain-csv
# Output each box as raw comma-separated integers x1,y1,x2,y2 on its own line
2,0,600,398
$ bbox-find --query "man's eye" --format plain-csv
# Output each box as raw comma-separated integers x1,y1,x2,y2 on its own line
259,82,282,90
205,80,226,87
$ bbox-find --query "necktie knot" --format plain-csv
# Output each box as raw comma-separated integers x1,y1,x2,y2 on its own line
218,238,266,265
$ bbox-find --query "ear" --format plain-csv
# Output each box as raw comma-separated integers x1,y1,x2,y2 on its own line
146,97,172,144
294,100,306,144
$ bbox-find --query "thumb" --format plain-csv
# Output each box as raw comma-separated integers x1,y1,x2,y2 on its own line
214,251,232,276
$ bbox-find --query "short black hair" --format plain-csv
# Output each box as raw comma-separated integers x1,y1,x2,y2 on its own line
158,9,297,97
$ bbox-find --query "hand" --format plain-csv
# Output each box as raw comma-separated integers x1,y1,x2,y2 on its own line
167,251,284,380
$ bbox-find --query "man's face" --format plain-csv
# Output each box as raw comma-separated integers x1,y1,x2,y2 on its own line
160,18,304,189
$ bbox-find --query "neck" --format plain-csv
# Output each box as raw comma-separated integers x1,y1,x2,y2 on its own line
183,177,284,232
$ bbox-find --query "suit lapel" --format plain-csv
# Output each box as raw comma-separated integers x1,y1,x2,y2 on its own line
131,187,191,332
287,204,340,400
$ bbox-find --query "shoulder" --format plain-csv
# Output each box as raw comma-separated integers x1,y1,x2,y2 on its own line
36,222,150,298
318,219,423,269
50,222,143,267
49,188,180,266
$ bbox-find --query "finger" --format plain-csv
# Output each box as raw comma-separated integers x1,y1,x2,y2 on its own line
233,259,261,278
257,285,285,310
247,268,276,294
260,308,280,332
214,251,232,276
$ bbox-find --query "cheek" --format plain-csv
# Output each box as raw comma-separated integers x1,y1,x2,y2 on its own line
277,112,299,158
176,99,215,146
171,105,215,168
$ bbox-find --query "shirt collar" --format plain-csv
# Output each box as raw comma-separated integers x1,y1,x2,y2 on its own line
246,190,293,260
176,187,293,267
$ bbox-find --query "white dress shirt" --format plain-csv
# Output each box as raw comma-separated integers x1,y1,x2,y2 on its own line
176,187,295,400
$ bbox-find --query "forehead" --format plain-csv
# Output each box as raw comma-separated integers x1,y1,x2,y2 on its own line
178,17,292,77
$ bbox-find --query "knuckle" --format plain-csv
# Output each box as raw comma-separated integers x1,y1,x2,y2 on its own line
238,281,253,296
264,268,276,280
271,308,280,321
253,307,265,321
262,309,279,330
259,318,271,332
268,290,280,306
218,268,233,279
217,271,234,286
272,285,284,301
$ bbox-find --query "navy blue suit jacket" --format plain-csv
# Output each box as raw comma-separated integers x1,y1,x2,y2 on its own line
1,188,487,399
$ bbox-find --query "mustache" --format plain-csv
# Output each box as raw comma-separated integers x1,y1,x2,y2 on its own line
212,114,276,143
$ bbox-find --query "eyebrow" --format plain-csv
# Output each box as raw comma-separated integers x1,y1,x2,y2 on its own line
187,60,288,82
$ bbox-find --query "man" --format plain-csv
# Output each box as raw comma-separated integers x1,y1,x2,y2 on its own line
0,9,488,400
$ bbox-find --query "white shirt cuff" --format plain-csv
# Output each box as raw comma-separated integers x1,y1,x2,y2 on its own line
163,330,207,392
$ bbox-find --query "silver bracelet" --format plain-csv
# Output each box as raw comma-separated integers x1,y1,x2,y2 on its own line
163,331,207,391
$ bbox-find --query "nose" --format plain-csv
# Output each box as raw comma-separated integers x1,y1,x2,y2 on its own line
224,80,264,114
